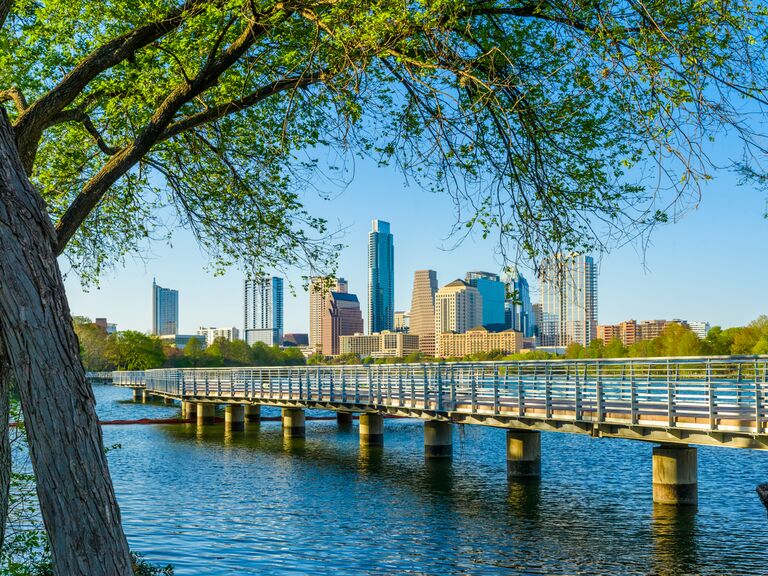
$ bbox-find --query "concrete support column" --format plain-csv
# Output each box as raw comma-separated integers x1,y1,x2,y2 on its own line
282,408,305,439
359,413,383,446
141,389,152,402
182,401,197,419
197,403,216,426
132,389,142,402
163,397,174,405
245,405,261,423
653,445,698,506
506,430,541,478
424,420,452,458
337,412,354,426
225,405,245,431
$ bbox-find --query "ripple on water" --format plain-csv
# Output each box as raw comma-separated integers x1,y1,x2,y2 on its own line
94,384,768,576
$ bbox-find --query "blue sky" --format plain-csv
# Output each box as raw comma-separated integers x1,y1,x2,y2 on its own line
62,156,768,335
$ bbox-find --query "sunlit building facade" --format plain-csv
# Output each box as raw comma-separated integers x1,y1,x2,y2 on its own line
244,276,284,346
368,220,394,333
152,279,178,336
410,270,438,356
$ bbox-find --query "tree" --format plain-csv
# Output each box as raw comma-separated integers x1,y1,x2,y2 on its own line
604,338,627,359
183,337,205,367
1,2,768,573
564,342,585,359
105,331,166,371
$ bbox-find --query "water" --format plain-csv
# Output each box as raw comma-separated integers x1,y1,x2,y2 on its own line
95,384,768,575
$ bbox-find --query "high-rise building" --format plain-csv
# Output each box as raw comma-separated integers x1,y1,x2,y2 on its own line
539,254,598,347
368,220,394,333
465,271,505,328
196,326,240,347
434,279,483,353
322,291,364,356
152,279,178,336
532,303,543,339
94,318,117,334
410,270,438,356
309,276,347,352
504,270,536,337
244,276,284,346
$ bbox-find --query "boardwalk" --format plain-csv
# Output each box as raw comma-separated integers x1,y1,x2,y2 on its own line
98,356,768,505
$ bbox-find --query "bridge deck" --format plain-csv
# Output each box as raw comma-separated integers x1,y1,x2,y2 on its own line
105,357,768,449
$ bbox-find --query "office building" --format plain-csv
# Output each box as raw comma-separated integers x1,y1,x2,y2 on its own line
410,270,438,356
465,271,505,327
503,270,536,337
687,321,711,339
322,291,364,356
394,311,410,332
94,318,117,334
339,331,420,358
438,326,525,358
244,276,284,346
152,279,178,336
196,326,240,347
368,220,394,333
309,276,347,351
435,279,483,353
283,333,309,347
539,254,598,347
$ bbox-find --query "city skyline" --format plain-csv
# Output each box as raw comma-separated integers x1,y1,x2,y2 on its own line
63,162,768,335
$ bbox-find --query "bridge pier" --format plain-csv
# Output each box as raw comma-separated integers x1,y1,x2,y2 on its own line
225,405,245,432
506,430,541,478
163,397,174,405
132,389,142,402
424,420,452,458
197,403,216,426
282,408,305,439
337,411,353,426
182,401,197,419
652,445,697,506
141,389,152,402
245,405,261,423
359,413,383,446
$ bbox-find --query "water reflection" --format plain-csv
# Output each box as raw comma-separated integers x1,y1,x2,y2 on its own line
423,458,453,494
651,504,698,576
357,445,384,474
507,478,541,521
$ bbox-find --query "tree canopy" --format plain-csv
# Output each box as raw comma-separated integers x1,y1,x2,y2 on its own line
2,1,768,283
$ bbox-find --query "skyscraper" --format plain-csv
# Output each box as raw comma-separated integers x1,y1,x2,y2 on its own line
465,271,505,328
244,276,284,346
322,291,364,356
504,269,536,337
410,270,438,356
152,279,178,335
434,279,483,354
309,276,347,352
368,220,394,333
539,254,598,347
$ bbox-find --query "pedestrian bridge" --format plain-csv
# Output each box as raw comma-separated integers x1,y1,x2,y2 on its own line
95,356,768,506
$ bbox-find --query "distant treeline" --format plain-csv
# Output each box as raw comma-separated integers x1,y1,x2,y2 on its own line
73,317,305,371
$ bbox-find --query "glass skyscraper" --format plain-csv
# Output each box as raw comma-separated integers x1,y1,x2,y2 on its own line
539,254,598,347
368,220,394,333
244,276,284,346
465,271,505,328
152,278,178,335
504,270,536,337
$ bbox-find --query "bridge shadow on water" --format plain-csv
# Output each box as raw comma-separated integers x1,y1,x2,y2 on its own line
156,419,705,576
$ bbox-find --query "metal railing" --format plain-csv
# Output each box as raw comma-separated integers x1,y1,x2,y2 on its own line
85,371,114,380
137,356,768,435
112,371,146,387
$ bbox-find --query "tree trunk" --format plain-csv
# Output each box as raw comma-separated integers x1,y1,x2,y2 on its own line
0,356,10,552
0,110,132,573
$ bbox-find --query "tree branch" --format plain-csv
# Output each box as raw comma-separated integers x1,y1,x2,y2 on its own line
51,108,120,155
0,0,10,31
0,87,28,114
12,0,207,174
160,71,325,140
54,10,286,255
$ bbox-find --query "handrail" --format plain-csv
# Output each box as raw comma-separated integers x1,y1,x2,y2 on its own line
125,356,768,436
